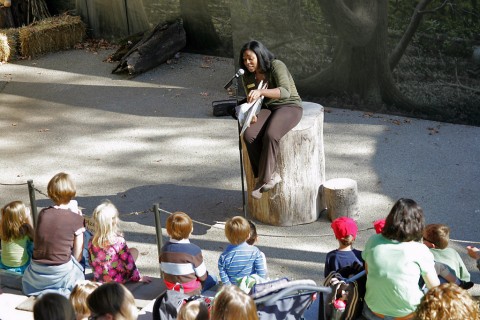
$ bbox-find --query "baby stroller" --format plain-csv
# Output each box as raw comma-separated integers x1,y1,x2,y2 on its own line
251,278,332,320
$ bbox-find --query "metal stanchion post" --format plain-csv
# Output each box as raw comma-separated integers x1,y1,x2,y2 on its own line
153,203,164,278
27,179,38,228
234,79,248,218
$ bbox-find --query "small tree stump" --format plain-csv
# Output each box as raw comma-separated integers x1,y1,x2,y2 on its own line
322,178,359,221
242,102,325,226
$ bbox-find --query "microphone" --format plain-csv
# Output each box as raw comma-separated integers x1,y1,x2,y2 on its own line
223,68,245,89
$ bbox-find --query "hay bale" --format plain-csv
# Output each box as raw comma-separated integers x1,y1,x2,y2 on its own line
0,28,19,61
18,15,85,57
0,33,10,61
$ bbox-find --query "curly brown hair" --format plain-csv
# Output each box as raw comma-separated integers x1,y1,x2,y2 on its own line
414,283,480,320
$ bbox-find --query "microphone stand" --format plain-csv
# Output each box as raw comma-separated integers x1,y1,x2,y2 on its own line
233,78,247,218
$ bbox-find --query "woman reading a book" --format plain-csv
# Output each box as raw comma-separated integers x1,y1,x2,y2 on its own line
239,40,303,199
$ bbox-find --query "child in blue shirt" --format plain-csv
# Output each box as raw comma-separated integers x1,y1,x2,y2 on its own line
218,216,267,285
324,217,363,277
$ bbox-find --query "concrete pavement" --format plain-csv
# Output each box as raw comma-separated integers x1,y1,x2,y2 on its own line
0,48,479,319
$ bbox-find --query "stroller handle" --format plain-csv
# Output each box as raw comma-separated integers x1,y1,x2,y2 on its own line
254,285,332,306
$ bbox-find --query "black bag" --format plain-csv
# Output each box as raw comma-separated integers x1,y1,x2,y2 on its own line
319,268,366,320
212,99,237,117
152,289,213,320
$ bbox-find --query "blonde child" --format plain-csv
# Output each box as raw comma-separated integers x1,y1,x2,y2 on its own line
87,282,138,320
160,211,217,295
211,285,258,320
218,216,266,286
324,217,363,277
88,200,150,284
70,281,101,320
0,201,34,274
414,283,479,320
22,172,86,296
178,300,209,320
423,223,473,289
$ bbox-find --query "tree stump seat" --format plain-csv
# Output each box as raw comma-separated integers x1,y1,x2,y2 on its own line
242,102,325,226
322,178,359,221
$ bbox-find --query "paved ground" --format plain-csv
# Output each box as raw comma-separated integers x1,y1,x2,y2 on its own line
0,48,480,319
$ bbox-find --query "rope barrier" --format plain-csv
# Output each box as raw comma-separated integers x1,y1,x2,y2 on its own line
0,182,28,186
151,207,480,243
2,178,480,244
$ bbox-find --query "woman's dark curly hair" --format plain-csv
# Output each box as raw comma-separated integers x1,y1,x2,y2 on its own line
239,40,275,74
382,198,425,242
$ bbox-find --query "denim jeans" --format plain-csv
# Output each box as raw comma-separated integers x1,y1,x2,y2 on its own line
80,230,92,270
201,274,218,293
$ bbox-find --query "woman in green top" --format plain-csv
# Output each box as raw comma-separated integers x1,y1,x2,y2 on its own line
239,40,303,199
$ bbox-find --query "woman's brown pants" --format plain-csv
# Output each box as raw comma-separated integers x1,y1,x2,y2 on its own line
243,104,303,184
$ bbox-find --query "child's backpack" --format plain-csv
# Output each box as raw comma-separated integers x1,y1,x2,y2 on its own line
152,289,213,320
319,266,366,320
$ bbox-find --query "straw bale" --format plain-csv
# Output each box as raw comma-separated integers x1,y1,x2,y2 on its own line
18,15,85,58
0,28,19,61
0,33,10,61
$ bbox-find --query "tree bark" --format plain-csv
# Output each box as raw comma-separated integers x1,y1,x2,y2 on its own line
112,20,186,75
179,0,224,55
243,102,325,226
322,178,359,221
0,0,49,28
389,0,434,71
299,0,450,119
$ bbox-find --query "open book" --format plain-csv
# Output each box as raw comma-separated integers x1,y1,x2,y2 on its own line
237,81,267,136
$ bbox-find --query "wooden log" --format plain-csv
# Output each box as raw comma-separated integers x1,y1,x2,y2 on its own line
242,102,325,226
322,178,359,221
112,20,186,75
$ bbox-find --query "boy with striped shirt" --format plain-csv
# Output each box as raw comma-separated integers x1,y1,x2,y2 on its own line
218,216,267,285
160,212,217,295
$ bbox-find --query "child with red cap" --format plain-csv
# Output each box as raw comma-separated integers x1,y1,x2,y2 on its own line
324,217,364,277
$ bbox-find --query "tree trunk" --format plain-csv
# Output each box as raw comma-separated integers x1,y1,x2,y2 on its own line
299,0,450,119
243,102,325,226
179,0,223,54
322,178,359,221
0,0,49,28
0,6,15,28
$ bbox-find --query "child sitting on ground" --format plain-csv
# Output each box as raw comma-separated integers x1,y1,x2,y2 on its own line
246,219,267,274
211,285,259,320
160,211,217,295
22,172,85,297
324,217,363,277
87,282,138,320
88,200,151,284
218,216,267,286
423,223,473,289
414,283,479,320
0,201,34,274
70,280,101,320
178,300,210,320
33,292,76,320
